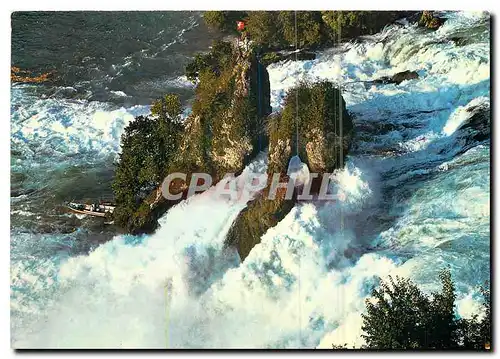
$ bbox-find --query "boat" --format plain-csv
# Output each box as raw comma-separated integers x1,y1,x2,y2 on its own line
65,202,115,218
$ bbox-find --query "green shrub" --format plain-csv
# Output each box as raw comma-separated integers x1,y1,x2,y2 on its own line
112,94,183,231
361,269,491,349
185,40,234,82
226,81,353,261
203,11,247,33
321,11,408,40
245,11,282,48
278,11,325,48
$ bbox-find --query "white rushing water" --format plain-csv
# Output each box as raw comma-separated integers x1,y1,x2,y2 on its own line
11,11,490,348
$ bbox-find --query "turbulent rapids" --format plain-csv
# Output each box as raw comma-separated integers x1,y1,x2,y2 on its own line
10,11,490,348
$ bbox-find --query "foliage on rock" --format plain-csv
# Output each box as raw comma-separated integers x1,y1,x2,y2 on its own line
270,81,353,174
419,11,444,30
114,41,271,234
321,11,412,40
226,82,353,261
260,51,316,67
361,269,491,349
204,11,415,50
245,11,282,49
185,40,234,82
203,11,247,33
278,11,326,48
112,94,183,233
180,41,271,181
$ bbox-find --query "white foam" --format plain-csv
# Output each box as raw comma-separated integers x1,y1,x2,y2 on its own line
11,90,150,165
443,96,490,136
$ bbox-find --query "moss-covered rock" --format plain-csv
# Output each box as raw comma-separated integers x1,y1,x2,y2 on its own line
225,81,354,261
226,182,296,260
321,11,415,40
419,11,445,30
175,41,271,181
211,11,417,50
260,50,316,67
114,41,272,234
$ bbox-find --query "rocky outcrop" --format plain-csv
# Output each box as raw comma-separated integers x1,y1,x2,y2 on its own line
11,67,56,83
373,70,419,85
225,81,354,261
419,11,445,30
260,50,317,67
121,42,272,234
451,100,490,155
168,43,271,192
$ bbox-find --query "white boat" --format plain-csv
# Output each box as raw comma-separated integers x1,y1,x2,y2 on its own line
65,202,115,218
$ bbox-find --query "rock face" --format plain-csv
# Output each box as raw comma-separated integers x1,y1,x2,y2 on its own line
168,43,271,192
120,42,272,234
452,101,490,154
374,70,419,85
419,11,445,30
260,50,317,67
225,82,354,261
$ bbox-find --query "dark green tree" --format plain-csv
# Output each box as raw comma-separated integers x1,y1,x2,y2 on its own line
361,275,434,349
185,40,233,82
321,11,413,41
278,11,325,48
245,11,282,48
203,11,227,31
427,269,458,348
361,269,491,350
456,283,491,349
112,94,183,230
203,11,247,33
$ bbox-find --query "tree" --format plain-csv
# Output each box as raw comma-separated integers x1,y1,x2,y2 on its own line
361,275,433,349
245,11,282,48
427,269,458,348
185,40,233,82
457,283,491,349
203,11,247,33
112,94,183,231
321,11,364,40
321,11,413,41
278,11,325,48
361,269,491,350
203,11,227,31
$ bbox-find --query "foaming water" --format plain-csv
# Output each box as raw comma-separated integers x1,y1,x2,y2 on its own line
12,153,269,348
10,85,150,234
11,11,490,348
11,86,149,164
